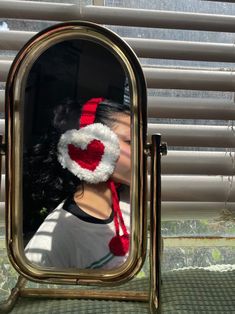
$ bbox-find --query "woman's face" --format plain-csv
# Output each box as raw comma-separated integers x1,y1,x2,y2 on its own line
111,113,131,186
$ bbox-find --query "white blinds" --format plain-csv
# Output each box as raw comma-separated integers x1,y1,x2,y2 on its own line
0,1,235,221
1,1,235,32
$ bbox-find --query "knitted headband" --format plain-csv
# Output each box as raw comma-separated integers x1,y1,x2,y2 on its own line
57,98,120,184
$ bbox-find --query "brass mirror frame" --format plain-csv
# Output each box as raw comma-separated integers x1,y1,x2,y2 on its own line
5,21,147,285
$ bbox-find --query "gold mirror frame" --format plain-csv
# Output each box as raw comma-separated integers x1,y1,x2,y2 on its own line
5,21,147,285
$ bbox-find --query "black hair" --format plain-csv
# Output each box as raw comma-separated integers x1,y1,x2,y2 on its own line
23,98,130,233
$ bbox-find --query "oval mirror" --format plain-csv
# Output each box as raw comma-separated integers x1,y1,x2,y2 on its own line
5,21,147,284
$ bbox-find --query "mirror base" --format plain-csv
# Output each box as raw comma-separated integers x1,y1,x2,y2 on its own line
0,276,27,314
0,275,150,313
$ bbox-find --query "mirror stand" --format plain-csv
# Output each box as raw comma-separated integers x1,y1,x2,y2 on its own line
0,275,149,313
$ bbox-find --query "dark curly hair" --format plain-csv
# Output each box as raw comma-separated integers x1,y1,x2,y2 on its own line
23,98,130,234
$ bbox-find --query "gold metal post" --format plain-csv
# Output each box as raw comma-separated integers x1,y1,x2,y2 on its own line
149,134,165,313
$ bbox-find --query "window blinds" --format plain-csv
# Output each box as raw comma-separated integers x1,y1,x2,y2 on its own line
0,0,235,222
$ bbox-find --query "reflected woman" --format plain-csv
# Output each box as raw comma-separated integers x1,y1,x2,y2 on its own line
24,97,131,269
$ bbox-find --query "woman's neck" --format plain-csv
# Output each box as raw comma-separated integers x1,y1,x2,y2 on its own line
73,182,113,220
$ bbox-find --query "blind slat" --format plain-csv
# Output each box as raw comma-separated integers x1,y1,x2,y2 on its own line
164,237,235,247
0,30,35,50
1,175,4,202
148,96,235,120
161,175,235,202
162,201,235,221
126,38,235,62
161,151,235,175
0,157,5,175
82,6,235,33
0,120,5,135
0,60,12,82
0,91,4,114
0,0,76,21
0,202,5,221
148,123,235,148
144,67,235,91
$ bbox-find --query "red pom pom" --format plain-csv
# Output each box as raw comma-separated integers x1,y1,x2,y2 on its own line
109,234,129,256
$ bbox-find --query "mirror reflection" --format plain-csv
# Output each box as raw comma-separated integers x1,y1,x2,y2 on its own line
22,39,131,270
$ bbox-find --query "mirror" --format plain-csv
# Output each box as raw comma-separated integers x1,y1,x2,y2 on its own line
6,21,147,284
23,38,130,270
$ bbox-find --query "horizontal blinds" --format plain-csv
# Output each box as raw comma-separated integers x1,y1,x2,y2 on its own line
1,2,235,32
0,2,235,221
2,31,235,63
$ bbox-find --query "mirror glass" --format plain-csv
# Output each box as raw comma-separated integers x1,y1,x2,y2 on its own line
6,22,147,283
22,39,131,270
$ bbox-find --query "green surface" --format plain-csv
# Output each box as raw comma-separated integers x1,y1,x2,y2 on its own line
1,265,235,313
1,240,235,313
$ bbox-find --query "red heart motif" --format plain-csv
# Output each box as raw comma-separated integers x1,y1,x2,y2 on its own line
68,140,105,171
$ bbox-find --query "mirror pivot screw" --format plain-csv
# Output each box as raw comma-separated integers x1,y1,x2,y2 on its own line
0,143,6,155
160,143,167,156
144,143,152,156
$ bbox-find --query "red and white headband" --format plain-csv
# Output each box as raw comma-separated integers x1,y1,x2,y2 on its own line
57,97,120,184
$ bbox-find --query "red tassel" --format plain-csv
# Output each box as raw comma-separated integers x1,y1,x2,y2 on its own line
109,234,129,256
108,180,129,257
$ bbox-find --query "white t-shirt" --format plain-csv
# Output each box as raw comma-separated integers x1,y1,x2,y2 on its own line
25,199,130,269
